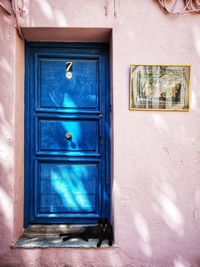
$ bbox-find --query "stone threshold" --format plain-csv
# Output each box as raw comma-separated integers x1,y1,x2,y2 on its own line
12,224,111,249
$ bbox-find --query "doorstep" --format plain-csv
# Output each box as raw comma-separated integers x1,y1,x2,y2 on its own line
12,224,110,249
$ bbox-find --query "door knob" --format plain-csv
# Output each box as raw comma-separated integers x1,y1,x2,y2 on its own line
65,132,72,140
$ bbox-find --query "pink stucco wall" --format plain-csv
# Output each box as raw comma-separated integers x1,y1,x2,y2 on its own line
1,1,200,266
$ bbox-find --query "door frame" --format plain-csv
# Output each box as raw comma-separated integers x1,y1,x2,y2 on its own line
24,42,111,227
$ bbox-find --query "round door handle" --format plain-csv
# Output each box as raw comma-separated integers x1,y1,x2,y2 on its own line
65,132,72,140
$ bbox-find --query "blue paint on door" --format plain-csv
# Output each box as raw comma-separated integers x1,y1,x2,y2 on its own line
24,43,110,226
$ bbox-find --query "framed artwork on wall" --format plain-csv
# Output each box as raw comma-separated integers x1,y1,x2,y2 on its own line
130,64,191,111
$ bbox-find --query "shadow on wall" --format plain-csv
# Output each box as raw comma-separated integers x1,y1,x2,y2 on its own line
0,9,22,265
114,105,200,265
0,4,15,254
112,18,200,265
28,0,112,27
0,55,17,266
30,0,69,26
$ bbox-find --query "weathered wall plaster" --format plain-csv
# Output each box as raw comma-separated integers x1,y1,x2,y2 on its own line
1,0,200,266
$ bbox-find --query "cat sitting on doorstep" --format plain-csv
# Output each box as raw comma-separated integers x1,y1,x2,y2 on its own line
60,218,113,247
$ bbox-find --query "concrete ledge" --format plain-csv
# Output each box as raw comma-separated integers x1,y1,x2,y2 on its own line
12,224,112,249
13,236,110,249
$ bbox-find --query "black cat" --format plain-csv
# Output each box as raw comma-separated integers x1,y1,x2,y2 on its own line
60,218,113,247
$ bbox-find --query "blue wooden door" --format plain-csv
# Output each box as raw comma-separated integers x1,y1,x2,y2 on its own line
24,43,110,226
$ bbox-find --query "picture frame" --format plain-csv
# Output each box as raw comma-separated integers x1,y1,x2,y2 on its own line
130,64,191,111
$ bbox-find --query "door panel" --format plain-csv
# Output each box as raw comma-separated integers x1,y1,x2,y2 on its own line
25,43,110,225
38,58,99,110
37,161,100,214
37,118,100,156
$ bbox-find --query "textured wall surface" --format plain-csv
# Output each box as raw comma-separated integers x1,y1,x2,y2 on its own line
1,0,200,266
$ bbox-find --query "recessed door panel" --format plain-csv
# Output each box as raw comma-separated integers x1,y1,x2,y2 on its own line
38,58,99,111
37,161,100,215
37,118,100,156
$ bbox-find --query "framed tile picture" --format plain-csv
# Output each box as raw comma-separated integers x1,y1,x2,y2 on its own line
130,64,191,111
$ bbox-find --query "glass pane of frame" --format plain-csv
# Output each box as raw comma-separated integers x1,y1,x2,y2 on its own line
130,64,191,111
